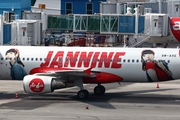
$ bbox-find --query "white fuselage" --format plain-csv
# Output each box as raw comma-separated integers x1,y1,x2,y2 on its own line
0,46,179,82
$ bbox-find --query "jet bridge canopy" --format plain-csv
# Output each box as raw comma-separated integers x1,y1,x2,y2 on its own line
47,14,145,34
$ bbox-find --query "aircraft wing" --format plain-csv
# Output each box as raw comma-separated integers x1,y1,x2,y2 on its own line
31,67,96,78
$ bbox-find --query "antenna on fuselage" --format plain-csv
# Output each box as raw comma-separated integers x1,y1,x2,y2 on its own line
118,82,121,86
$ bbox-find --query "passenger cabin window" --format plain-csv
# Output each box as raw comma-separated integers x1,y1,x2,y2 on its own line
66,3,72,14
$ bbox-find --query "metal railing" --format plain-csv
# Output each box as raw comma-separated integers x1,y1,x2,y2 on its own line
4,40,18,46
128,30,151,47
4,37,32,46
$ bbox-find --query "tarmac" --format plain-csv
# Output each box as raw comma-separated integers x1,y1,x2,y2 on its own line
0,80,180,120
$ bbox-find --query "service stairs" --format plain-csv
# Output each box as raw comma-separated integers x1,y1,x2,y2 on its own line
128,31,151,47
4,37,32,46
117,30,151,48
4,40,18,46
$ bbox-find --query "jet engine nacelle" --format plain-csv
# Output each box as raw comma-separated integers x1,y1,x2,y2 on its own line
23,75,67,94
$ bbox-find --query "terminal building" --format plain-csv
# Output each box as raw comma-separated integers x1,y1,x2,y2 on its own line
0,0,180,48
0,0,32,45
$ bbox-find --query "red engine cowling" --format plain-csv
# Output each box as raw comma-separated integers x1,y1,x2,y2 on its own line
23,75,66,94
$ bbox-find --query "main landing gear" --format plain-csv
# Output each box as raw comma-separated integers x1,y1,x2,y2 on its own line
77,89,89,99
94,85,106,95
77,85,106,99
75,79,106,99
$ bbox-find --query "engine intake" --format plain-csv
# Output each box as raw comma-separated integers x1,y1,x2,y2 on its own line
23,75,67,94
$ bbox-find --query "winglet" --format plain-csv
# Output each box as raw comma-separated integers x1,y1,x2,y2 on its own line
84,67,93,76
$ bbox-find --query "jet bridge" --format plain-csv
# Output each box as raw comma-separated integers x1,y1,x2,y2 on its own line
47,14,145,35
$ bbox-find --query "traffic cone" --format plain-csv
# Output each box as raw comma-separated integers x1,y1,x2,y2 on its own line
15,92,18,99
86,105,89,109
156,82,159,88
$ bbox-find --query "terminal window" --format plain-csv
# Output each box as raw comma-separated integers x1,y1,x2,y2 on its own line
66,3,72,14
87,3,93,14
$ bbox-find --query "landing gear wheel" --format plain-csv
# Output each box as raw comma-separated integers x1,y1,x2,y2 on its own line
77,89,89,99
94,85,106,95
100,85,105,94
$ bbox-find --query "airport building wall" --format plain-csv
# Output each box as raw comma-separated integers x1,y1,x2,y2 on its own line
0,0,31,19
61,0,106,14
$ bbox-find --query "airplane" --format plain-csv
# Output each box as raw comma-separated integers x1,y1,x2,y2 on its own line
0,46,179,99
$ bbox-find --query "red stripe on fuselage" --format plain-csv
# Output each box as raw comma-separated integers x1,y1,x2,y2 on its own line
29,67,73,74
29,67,123,83
83,72,123,83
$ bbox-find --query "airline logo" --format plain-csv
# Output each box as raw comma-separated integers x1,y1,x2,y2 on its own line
40,51,126,68
173,21,180,30
170,17,180,42
29,78,44,92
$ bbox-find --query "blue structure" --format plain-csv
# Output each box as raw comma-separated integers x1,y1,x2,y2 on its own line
3,24,11,44
0,0,31,19
118,16,144,34
61,0,106,14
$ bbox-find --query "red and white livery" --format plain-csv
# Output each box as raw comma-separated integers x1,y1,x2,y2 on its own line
0,46,180,99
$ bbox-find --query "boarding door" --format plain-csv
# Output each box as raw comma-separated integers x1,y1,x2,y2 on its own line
152,19,158,36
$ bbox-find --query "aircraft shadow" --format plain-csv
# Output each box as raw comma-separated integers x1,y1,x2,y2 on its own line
0,88,180,110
